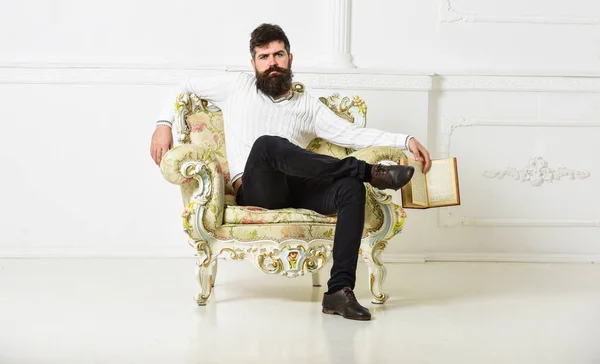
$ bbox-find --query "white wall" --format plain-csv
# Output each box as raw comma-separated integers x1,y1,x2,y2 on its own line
353,0,600,75
1,0,599,261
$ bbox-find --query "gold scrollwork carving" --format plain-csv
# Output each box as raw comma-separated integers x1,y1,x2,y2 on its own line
318,94,367,123
371,241,388,267
303,250,327,272
176,94,193,114
197,242,212,268
219,248,245,260
257,252,284,274
291,82,305,93
369,274,386,303
197,275,214,305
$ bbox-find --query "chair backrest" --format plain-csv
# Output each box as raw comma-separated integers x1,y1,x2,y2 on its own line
174,82,368,195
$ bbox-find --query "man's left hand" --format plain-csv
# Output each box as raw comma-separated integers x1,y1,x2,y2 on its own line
407,138,431,173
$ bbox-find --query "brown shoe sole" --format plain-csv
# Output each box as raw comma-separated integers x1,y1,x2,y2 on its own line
322,308,371,321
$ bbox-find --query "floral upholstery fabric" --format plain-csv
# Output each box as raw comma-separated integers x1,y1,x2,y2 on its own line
186,111,235,196
212,200,407,242
211,222,395,243
223,193,387,230
224,205,337,224
306,138,350,159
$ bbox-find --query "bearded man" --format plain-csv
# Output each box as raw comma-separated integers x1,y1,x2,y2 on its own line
150,23,431,321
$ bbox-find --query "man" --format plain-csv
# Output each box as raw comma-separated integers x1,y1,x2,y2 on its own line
151,24,431,321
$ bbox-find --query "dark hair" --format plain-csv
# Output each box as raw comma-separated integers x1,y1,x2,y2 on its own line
249,23,291,59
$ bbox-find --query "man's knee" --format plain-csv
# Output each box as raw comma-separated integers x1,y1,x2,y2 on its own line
252,135,287,151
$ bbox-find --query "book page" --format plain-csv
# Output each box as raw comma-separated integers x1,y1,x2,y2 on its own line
425,159,459,206
408,159,428,206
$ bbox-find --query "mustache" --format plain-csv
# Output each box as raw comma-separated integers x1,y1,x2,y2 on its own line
264,65,289,76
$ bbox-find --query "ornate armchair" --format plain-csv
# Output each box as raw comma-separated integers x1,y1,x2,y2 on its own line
160,82,408,306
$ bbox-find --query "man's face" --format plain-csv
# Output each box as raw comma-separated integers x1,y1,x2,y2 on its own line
252,40,294,98
252,40,292,74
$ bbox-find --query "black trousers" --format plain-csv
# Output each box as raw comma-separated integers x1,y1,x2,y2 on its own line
236,135,369,291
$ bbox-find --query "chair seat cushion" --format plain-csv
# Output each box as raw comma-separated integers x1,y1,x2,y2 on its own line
223,205,337,225
213,223,338,242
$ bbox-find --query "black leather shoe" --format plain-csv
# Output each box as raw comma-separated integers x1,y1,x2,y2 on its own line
322,287,371,321
369,164,415,190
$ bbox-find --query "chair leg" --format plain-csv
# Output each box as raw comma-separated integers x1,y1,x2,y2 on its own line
211,259,218,287
362,241,389,304
195,248,215,306
312,271,322,287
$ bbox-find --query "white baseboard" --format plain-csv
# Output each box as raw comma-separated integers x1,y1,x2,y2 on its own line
384,253,600,264
1,248,598,264
0,247,194,259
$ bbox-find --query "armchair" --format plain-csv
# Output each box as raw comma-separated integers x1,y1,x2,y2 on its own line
160,82,408,306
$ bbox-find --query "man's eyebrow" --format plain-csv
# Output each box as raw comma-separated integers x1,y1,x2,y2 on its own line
258,50,285,57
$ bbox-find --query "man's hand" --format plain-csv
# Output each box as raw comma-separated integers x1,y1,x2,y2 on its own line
408,138,431,173
150,125,173,166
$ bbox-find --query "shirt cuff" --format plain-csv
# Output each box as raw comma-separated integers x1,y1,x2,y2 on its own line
231,172,244,184
157,120,173,128
404,135,415,150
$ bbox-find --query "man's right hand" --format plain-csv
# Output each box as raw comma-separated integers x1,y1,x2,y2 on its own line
150,125,173,166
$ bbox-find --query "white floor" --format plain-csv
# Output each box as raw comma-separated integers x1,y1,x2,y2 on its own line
1,259,599,364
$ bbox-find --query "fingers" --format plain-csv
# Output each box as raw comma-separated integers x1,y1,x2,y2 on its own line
153,148,160,165
150,145,157,165
423,159,431,173
150,144,163,166
421,147,432,173
150,126,173,166
156,148,162,165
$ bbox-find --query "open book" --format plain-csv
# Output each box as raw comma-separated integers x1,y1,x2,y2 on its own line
399,157,461,209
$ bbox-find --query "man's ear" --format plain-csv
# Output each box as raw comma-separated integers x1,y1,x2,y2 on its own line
289,53,293,67
251,58,256,72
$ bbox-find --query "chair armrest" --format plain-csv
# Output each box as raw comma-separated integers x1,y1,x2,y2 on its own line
347,146,408,165
349,146,408,235
160,145,225,232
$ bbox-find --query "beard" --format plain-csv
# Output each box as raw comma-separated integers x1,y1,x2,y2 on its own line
255,64,293,98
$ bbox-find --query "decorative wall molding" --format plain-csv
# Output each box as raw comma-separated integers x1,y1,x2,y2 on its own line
4,64,600,92
433,76,600,92
0,64,433,90
297,73,432,90
438,119,600,227
0,65,222,86
438,119,600,159
483,156,591,187
439,0,600,25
